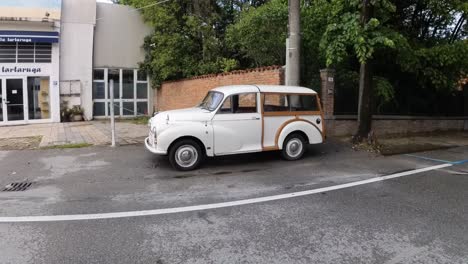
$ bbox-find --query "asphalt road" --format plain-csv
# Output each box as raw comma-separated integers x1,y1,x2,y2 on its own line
0,140,467,263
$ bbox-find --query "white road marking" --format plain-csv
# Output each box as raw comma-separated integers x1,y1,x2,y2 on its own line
0,163,452,223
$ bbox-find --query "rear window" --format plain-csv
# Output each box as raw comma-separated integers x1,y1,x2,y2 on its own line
263,94,318,112
263,94,289,112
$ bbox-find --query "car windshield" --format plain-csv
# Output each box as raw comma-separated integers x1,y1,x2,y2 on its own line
199,91,224,111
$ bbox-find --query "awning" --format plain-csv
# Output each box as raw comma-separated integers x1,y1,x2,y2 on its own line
0,30,59,43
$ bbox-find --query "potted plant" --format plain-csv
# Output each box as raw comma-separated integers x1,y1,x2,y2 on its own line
61,106,72,122
70,106,84,122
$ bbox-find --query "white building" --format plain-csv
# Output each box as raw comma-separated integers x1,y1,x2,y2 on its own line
0,0,152,126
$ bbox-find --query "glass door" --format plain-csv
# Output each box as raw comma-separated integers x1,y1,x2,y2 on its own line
3,78,26,122
0,79,4,123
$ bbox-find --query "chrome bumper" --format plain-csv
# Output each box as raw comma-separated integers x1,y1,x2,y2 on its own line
144,137,167,155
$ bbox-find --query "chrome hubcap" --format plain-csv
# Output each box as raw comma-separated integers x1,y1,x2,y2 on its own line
286,138,303,158
175,145,198,168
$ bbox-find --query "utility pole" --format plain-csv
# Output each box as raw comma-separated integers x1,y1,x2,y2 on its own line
286,0,300,86
109,79,116,147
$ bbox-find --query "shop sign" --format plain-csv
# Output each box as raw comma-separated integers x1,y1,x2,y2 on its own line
0,64,51,76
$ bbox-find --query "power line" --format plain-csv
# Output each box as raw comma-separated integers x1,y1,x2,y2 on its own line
134,0,172,11
96,0,172,21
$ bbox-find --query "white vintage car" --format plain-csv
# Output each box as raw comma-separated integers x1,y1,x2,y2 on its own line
145,85,325,170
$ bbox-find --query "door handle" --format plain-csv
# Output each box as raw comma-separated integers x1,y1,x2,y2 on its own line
252,117,260,120
5,101,10,104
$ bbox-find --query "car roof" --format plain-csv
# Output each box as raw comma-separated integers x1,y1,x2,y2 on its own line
211,85,317,96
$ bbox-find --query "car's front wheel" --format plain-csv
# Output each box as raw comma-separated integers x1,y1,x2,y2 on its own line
169,139,203,171
281,133,306,161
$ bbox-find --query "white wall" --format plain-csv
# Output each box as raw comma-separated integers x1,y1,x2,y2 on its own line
0,21,56,31
93,3,152,69
50,37,61,122
60,0,96,120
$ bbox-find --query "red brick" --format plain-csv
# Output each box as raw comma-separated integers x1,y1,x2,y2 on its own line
155,66,284,111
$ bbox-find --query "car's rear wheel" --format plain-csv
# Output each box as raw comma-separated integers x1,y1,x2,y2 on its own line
281,133,306,161
169,139,203,171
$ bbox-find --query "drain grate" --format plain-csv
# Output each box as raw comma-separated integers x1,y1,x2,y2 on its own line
2,182,33,192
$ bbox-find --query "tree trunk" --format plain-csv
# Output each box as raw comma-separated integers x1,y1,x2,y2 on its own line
450,15,465,43
356,61,373,139
354,0,374,142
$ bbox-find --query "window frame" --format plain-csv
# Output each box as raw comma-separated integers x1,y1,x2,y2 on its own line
0,42,52,63
262,92,322,116
216,92,259,115
92,68,149,117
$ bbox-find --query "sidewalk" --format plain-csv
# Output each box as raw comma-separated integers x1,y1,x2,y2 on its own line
378,131,468,155
0,121,148,150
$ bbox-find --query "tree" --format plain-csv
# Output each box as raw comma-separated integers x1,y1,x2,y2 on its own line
120,0,268,87
121,0,467,122
320,0,396,141
226,0,332,87
226,0,289,67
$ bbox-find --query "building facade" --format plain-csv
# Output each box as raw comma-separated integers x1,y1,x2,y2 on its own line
0,0,151,126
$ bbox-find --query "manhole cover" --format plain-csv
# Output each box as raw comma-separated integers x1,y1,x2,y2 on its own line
2,182,33,192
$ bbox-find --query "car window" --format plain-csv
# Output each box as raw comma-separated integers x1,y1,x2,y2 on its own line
263,94,318,112
218,96,232,114
263,94,289,112
218,93,257,114
290,95,319,111
199,91,224,111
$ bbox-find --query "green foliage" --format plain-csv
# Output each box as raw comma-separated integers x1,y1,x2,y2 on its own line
226,0,288,67
400,41,468,90
226,0,333,87
320,0,396,66
320,0,467,117
122,0,249,87
121,0,467,103
373,76,396,111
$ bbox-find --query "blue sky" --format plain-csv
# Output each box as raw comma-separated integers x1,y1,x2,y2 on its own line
1,0,61,8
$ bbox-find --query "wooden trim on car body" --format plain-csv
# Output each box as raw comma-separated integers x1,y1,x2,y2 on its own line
259,92,265,149
263,111,321,117
261,116,324,151
259,92,324,151
316,94,325,138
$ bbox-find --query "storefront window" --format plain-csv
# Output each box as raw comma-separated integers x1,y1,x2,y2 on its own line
27,77,50,120
108,101,120,116
93,102,105,116
136,83,147,99
0,43,16,63
122,70,134,99
34,43,52,63
93,69,105,80
0,81,3,122
137,102,148,115
0,43,52,63
108,69,120,99
92,82,105,99
18,43,35,63
123,102,134,116
137,70,147,81
92,68,149,117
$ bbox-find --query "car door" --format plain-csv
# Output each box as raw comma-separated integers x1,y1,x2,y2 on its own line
212,92,262,155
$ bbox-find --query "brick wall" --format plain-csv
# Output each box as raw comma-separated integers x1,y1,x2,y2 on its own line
153,65,466,136
155,66,284,111
326,118,467,137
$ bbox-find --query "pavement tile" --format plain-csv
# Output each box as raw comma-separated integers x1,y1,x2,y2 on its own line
0,120,148,149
